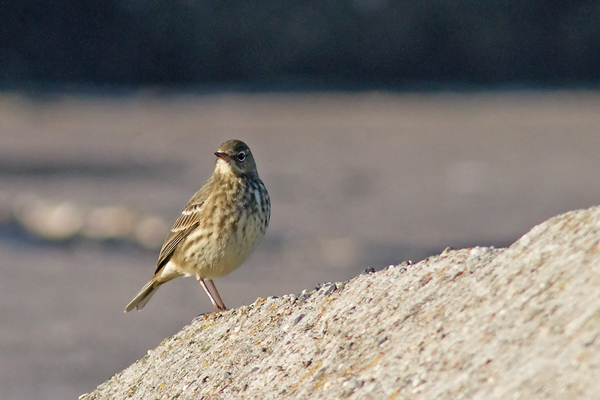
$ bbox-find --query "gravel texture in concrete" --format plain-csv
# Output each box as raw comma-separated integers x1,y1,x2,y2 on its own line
81,206,600,399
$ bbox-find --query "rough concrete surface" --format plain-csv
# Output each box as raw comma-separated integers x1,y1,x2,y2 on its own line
81,205,600,399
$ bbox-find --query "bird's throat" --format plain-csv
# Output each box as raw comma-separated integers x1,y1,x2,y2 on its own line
214,159,236,177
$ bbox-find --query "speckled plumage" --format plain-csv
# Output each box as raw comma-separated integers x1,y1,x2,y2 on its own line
125,140,270,313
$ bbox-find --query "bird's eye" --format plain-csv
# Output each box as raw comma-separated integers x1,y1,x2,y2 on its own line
237,152,246,162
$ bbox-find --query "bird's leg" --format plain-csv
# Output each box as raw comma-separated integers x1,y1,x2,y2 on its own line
198,278,226,312
208,279,227,311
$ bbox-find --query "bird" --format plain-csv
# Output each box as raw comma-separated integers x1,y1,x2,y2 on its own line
124,139,270,313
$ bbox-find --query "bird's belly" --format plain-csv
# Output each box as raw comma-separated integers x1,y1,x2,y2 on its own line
176,211,265,279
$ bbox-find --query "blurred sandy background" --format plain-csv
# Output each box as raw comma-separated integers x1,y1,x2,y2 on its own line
2,90,600,399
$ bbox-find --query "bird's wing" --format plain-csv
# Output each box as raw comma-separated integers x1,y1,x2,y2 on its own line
154,180,215,273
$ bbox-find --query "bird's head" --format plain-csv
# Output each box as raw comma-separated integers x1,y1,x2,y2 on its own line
214,139,258,178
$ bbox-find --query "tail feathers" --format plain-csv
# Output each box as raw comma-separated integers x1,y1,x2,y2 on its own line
124,278,161,312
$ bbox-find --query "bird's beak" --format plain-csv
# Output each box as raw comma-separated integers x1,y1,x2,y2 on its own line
214,152,230,161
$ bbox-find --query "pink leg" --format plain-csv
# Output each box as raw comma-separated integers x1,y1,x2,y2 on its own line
208,279,227,311
198,278,226,312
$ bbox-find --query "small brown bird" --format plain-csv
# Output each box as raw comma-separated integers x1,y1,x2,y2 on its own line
125,140,270,313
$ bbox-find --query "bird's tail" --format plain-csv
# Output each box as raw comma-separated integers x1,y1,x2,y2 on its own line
124,278,162,312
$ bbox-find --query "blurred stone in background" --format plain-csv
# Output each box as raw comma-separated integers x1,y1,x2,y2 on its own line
11,195,168,248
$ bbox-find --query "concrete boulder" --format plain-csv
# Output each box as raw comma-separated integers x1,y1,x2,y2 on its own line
81,206,600,399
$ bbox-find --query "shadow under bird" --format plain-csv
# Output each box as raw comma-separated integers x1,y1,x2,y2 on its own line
125,139,270,313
